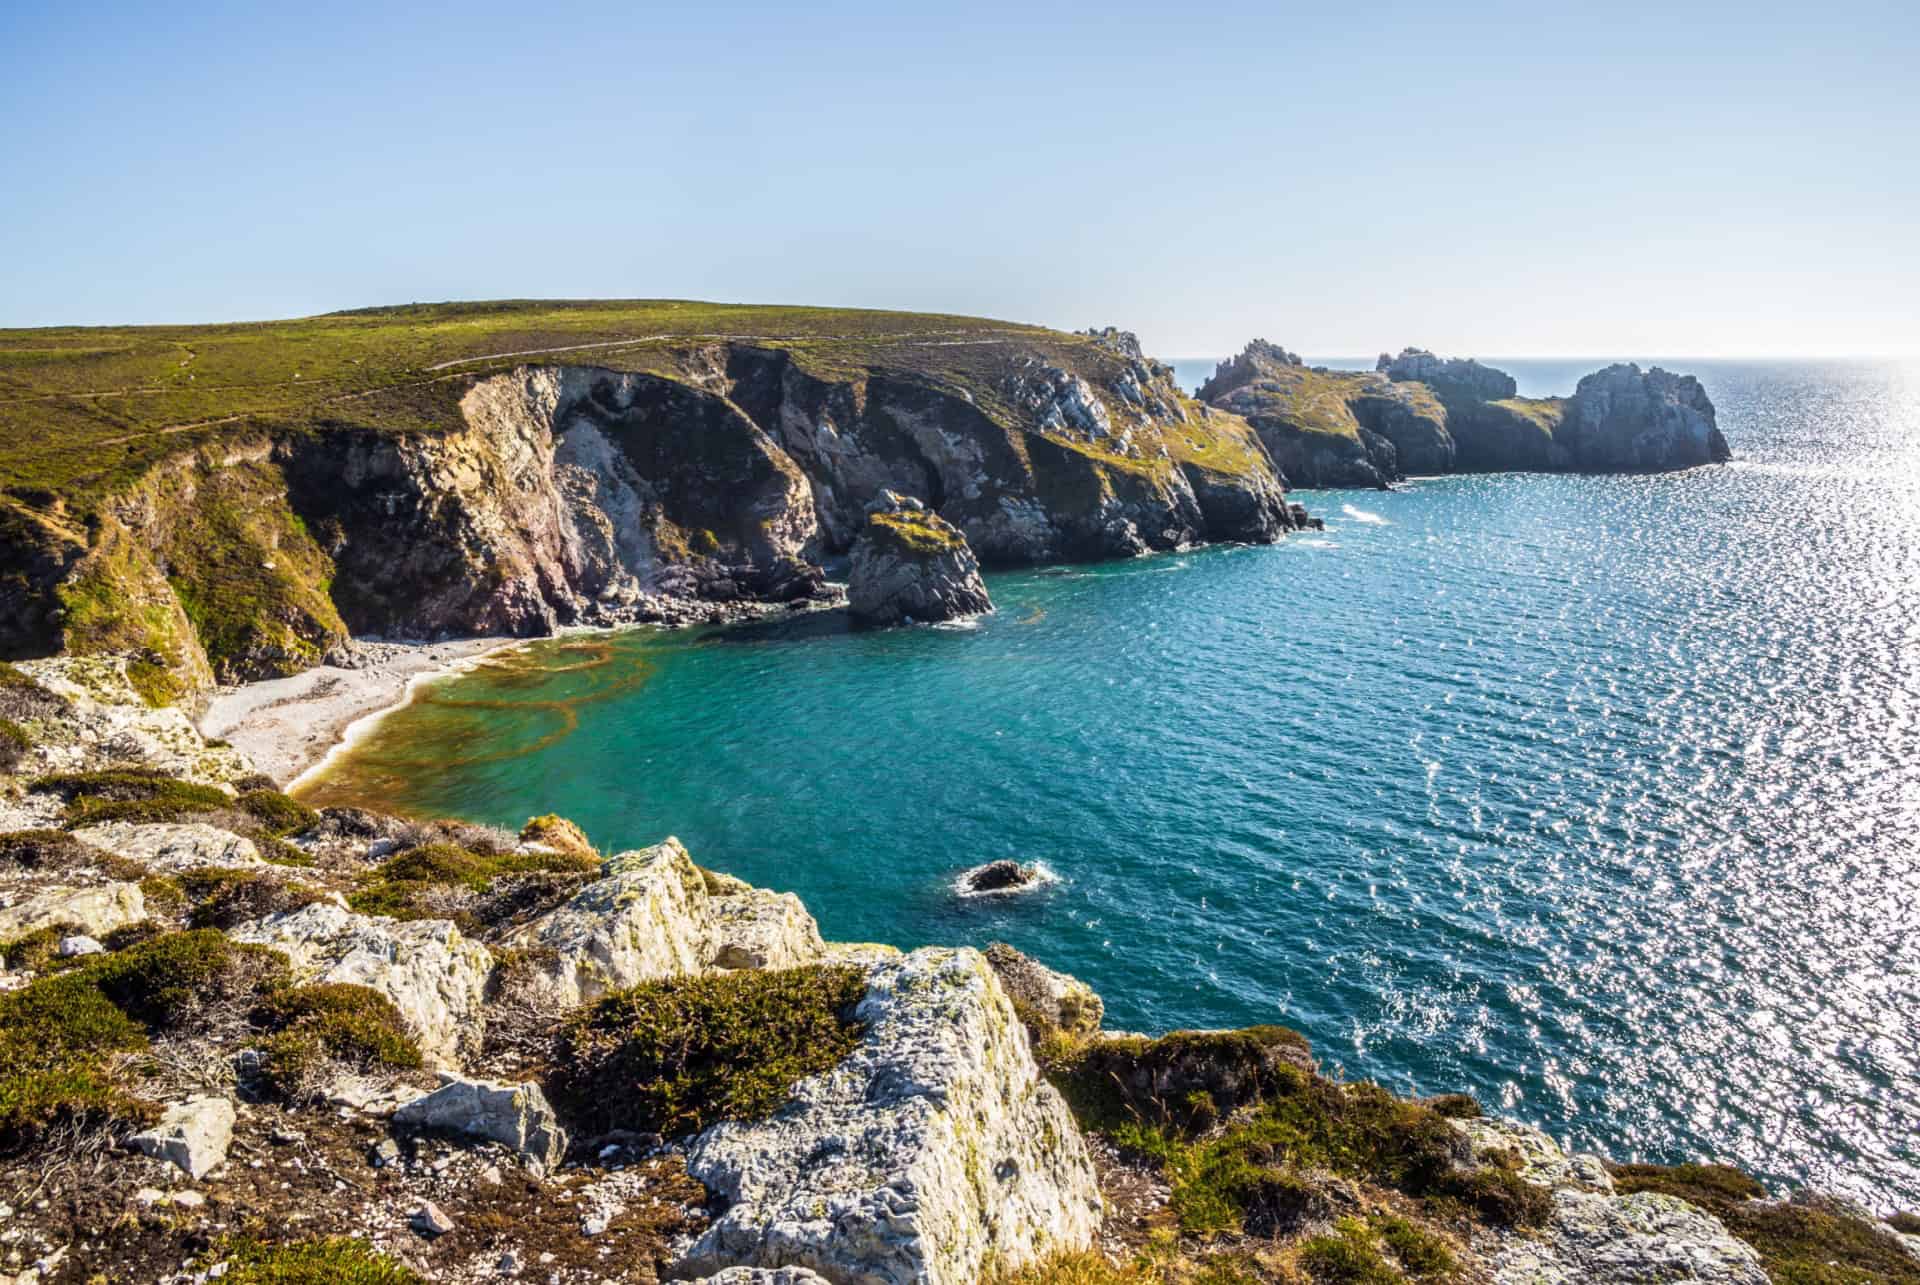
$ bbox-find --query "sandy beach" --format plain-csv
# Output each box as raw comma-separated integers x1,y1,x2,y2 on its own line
197,637,520,788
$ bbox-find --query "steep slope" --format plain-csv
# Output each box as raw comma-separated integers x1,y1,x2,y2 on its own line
0,303,1304,698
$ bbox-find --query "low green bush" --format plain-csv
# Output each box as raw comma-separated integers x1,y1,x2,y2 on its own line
0,929,283,1149
178,866,325,930
1296,1218,1401,1284
0,663,68,723
348,841,600,930
548,965,869,1138
34,769,232,828
0,719,29,772
237,789,320,837
0,828,145,880
249,983,422,1100
219,1237,424,1284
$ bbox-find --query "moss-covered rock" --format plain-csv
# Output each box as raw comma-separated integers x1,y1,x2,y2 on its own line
847,493,993,627
218,1237,424,1284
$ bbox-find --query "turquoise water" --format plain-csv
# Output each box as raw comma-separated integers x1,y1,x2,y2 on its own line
307,359,1920,1210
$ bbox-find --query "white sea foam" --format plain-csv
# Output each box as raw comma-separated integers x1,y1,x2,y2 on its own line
1341,504,1389,525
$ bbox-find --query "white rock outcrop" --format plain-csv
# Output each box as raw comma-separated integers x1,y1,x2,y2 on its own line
502,838,824,1007
232,902,492,1068
72,821,261,872
124,1097,235,1180
673,947,1101,1285
0,882,145,942
691,1270,834,1285
1459,1118,1766,1285
393,1073,568,1175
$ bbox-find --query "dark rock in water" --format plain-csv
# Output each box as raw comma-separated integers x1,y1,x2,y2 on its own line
847,492,993,627
964,860,1032,892
1561,363,1729,470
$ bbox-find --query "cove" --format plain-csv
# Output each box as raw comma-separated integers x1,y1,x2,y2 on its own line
301,359,1920,1211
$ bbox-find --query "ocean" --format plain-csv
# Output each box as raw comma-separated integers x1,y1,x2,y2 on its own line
302,358,1920,1210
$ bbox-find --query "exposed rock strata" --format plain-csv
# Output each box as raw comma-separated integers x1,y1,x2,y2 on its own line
675,947,1102,1285
10,329,1310,699
847,493,993,626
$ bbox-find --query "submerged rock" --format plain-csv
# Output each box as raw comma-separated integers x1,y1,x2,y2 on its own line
674,947,1101,1285
847,493,993,627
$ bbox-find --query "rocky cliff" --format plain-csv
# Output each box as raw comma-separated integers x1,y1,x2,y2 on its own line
1198,342,1730,487
846,493,993,627
0,304,1315,703
0,668,1912,1284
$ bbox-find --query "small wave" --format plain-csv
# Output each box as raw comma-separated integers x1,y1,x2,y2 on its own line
930,617,984,632
952,860,1062,899
1341,504,1389,525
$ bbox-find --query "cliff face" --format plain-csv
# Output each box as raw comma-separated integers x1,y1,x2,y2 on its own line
0,312,1306,698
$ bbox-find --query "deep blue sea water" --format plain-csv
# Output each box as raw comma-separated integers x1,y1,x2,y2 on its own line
305,359,1920,1210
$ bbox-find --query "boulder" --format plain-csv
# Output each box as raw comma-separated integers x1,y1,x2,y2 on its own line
232,902,492,1068
847,494,993,627
0,882,144,941
1562,363,1729,470
56,935,103,958
1486,1190,1768,1284
1461,1116,1766,1284
393,1073,568,1175
519,814,595,859
704,887,826,971
962,860,1034,893
984,943,1103,1045
502,838,824,1007
674,947,1101,1285
1452,1117,1612,1193
124,1097,235,1180
73,821,261,872
690,1271,835,1285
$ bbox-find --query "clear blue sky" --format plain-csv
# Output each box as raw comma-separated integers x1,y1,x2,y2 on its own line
3,0,1915,357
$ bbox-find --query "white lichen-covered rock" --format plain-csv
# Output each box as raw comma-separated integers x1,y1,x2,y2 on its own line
72,821,261,872
1452,1116,1612,1193
503,837,824,1006
691,1270,835,1285
1460,1117,1765,1284
0,882,145,942
392,1073,568,1175
1486,1190,1768,1284
706,888,826,970
124,1097,235,1180
231,902,491,1067
674,947,1101,1285
11,656,252,783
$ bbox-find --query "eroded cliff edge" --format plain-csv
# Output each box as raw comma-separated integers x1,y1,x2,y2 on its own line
0,314,1305,703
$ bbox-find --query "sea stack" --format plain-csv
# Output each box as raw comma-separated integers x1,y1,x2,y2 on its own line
846,492,993,627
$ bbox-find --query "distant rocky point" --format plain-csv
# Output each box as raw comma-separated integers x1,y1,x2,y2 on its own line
1199,342,1730,488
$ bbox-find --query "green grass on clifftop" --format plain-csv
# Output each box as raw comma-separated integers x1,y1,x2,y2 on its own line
0,300,1070,516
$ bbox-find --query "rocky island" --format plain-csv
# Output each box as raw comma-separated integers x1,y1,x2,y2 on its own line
1,301,1907,1285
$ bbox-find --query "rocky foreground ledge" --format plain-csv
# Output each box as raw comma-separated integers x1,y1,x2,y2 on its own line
1,657,1915,1285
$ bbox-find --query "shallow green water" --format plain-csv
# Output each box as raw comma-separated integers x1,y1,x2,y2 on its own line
306,359,1920,1209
